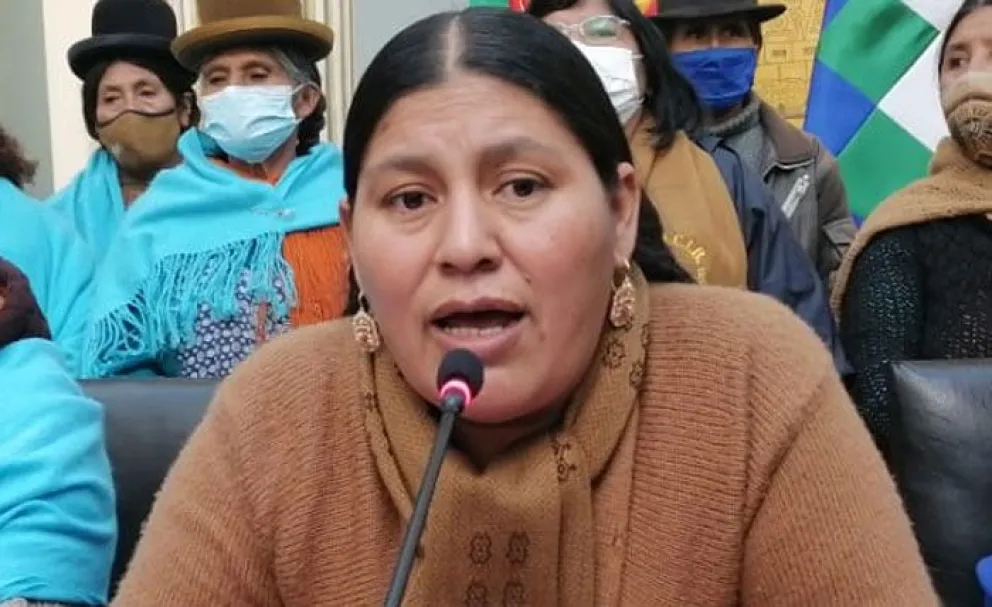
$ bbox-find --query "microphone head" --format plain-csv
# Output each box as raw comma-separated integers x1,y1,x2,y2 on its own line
436,349,485,397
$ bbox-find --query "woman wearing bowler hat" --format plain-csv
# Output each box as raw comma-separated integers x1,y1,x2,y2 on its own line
80,0,349,380
654,0,857,284
49,0,199,264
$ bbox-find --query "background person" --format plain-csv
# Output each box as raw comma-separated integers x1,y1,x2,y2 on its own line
0,126,94,374
82,0,349,379
654,0,856,282
527,0,849,374
834,0,992,456
49,0,198,263
0,262,115,606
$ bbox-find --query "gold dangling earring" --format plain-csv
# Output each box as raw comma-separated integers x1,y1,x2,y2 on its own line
352,291,381,353
609,260,636,329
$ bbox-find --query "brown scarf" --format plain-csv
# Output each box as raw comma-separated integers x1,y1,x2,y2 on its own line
361,270,650,605
831,138,992,314
630,118,748,288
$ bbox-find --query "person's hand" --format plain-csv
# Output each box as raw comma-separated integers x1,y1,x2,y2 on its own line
0,257,51,347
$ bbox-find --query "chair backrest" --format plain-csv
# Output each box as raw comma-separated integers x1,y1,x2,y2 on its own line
891,360,992,607
82,379,217,593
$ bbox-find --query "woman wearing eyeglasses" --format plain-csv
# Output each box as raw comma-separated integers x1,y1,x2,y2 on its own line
527,0,848,373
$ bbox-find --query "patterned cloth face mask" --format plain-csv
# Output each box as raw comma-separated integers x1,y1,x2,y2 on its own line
97,109,182,177
942,70,992,168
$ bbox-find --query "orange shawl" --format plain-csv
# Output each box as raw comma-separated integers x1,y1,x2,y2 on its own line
215,159,349,328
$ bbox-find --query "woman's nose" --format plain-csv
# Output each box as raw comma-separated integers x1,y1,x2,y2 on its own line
434,192,502,275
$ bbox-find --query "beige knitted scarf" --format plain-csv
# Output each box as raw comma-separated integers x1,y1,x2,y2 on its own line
360,270,650,606
831,137,992,314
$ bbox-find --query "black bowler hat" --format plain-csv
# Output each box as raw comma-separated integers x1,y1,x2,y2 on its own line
67,0,194,82
652,0,786,24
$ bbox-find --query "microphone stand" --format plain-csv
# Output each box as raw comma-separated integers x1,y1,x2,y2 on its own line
384,394,465,607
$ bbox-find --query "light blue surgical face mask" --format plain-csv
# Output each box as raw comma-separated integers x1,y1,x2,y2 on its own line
200,85,302,164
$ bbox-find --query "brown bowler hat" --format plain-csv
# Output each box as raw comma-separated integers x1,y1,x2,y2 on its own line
171,0,334,71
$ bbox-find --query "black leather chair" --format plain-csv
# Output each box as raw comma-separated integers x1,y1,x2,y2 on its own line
82,379,217,593
891,360,992,607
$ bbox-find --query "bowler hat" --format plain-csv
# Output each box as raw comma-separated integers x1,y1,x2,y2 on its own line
171,0,334,71
652,0,786,23
68,0,192,81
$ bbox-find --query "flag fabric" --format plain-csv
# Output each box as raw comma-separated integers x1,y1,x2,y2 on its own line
469,0,659,16
804,0,963,221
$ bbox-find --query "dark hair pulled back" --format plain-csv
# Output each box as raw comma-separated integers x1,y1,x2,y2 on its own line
342,8,691,313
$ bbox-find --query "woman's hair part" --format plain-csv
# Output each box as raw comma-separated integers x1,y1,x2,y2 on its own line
341,8,691,313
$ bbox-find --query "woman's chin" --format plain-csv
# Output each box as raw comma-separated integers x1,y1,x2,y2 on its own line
456,393,536,425
454,386,560,428
457,400,526,425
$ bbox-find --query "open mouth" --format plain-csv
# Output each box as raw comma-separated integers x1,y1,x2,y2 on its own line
431,309,525,338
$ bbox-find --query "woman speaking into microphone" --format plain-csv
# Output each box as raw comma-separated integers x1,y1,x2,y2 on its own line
115,8,935,605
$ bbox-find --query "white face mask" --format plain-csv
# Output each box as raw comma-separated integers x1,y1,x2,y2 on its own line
574,41,644,125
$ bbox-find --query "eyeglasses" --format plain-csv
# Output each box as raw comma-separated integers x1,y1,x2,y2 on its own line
551,15,630,46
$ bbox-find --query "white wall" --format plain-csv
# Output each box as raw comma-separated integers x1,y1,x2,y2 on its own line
353,0,468,74
0,0,98,198
0,1,55,197
0,0,468,196
41,0,101,195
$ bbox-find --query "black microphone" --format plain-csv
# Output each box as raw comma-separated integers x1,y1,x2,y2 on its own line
384,348,485,607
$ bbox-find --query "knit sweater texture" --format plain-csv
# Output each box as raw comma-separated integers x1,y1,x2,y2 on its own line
113,285,937,606
833,138,992,452
708,95,766,175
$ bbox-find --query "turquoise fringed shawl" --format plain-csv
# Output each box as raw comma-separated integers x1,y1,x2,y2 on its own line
0,338,116,604
46,149,125,264
0,179,95,375
83,130,344,378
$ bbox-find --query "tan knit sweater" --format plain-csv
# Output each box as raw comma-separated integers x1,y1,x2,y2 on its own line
113,285,937,606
